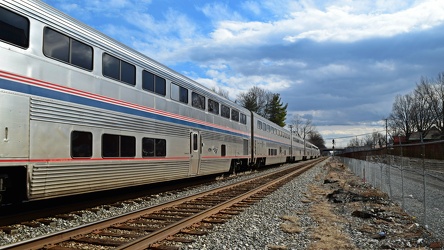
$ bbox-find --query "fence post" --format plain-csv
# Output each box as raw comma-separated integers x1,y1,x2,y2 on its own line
400,142,405,210
422,141,427,226
388,155,392,198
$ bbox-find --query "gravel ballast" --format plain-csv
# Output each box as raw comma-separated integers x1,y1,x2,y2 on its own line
182,159,441,249
1,158,441,249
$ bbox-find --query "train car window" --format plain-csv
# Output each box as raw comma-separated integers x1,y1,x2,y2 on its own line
71,131,92,158
208,99,219,115
155,75,166,96
142,138,154,157
192,133,198,151
231,110,239,122
171,83,188,104
221,144,226,157
71,39,93,70
221,105,230,119
121,60,136,85
156,139,166,156
103,53,135,85
44,28,69,62
192,92,205,110
240,113,247,124
143,71,166,96
102,134,135,157
43,28,93,70
257,120,262,130
102,134,119,157
142,71,155,92
120,135,136,157
0,7,29,48
142,138,166,157
103,53,119,79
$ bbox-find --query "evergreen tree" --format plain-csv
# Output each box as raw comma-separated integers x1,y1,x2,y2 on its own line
265,93,287,127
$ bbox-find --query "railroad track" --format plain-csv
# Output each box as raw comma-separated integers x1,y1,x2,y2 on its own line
3,158,324,250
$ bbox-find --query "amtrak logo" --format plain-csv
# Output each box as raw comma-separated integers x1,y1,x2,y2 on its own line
208,146,218,153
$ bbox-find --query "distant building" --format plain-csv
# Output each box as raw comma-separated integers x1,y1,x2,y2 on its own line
408,125,442,142
393,135,407,145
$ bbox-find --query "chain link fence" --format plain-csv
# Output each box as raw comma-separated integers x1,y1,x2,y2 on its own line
338,154,444,241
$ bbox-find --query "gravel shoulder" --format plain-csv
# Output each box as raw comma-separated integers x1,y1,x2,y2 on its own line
184,158,442,249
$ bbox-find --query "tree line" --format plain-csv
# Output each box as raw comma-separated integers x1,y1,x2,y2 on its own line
389,72,444,140
345,71,444,149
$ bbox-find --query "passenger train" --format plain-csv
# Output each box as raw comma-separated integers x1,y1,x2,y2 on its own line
0,0,320,205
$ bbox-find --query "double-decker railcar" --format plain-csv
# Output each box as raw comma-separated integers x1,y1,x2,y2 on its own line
252,114,292,166
0,0,317,205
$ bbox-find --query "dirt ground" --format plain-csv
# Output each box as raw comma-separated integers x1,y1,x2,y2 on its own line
299,159,443,249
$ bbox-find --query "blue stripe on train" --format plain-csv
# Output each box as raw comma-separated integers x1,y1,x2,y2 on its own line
0,77,247,138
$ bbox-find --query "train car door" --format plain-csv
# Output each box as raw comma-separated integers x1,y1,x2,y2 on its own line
189,131,201,175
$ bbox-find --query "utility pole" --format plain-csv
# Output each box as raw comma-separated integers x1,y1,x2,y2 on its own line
384,118,388,148
289,125,293,161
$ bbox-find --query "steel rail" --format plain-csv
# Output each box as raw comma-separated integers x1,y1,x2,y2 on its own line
117,160,321,249
2,158,325,250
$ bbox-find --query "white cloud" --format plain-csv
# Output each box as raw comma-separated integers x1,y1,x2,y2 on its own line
283,0,444,42
43,0,444,135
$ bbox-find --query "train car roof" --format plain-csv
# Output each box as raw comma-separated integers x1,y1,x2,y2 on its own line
2,0,251,114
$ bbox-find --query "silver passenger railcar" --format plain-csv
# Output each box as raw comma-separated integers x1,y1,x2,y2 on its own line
0,0,318,205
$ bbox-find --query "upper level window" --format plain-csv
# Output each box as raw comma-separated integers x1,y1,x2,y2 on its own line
44,27,93,70
0,7,29,48
257,120,262,130
192,92,205,110
208,99,219,115
221,105,230,119
143,70,166,96
103,53,135,85
171,83,188,104
231,109,239,122
240,113,247,125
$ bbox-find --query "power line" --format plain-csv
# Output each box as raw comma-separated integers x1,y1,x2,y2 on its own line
324,130,386,140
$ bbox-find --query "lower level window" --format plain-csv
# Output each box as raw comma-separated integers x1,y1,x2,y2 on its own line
102,134,135,157
71,131,92,158
142,138,166,157
268,148,277,156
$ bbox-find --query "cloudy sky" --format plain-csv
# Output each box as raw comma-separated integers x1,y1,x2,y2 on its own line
42,0,444,147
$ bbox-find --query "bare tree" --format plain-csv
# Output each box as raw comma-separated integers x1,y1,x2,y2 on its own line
236,86,272,117
347,137,362,147
307,130,326,149
411,86,435,136
435,72,444,130
210,86,230,100
389,94,414,137
416,73,444,131
291,114,314,141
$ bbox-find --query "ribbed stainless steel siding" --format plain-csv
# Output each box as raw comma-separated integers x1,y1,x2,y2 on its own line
200,159,231,175
30,98,188,137
29,160,189,199
265,156,287,165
